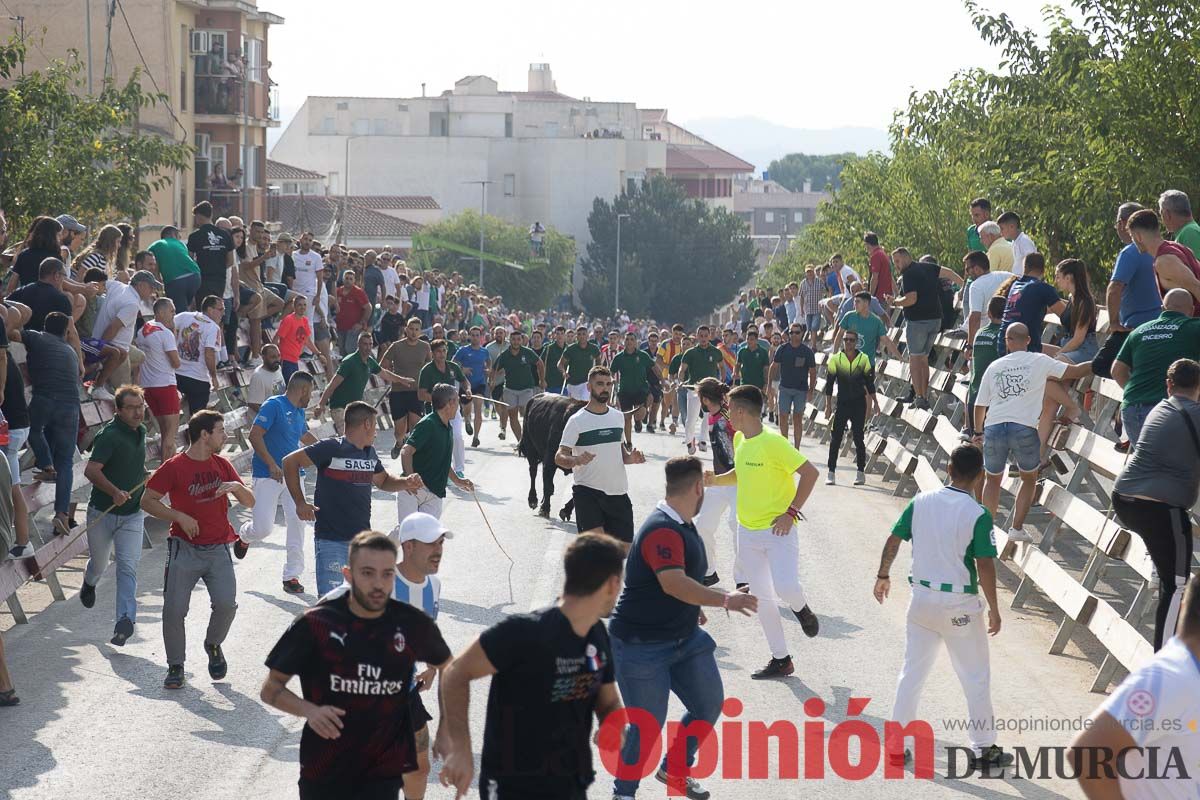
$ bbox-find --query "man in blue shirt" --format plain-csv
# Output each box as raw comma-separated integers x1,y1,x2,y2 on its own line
235,371,319,594
283,400,423,596
452,325,491,447
998,253,1066,355
1094,201,1163,379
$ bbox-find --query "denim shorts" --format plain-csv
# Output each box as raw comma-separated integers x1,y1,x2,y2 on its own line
805,313,822,332
1058,334,1098,364
905,318,941,357
778,387,807,416
983,422,1041,474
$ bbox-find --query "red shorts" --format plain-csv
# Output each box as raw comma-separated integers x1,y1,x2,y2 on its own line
144,385,181,417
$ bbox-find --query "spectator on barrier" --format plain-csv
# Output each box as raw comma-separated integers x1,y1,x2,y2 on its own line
997,253,1065,355
244,343,285,415
973,323,1091,543
236,370,318,595
317,330,414,435
1111,358,1200,651
1158,189,1200,259
997,211,1038,276
833,291,901,369
186,202,236,324
1129,208,1200,315
13,311,81,536
80,384,148,647
334,269,371,357
798,267,825,348
977,220,1015,275
174,294,223,417
1112,288,1200,447
136,297,182,461
272,295,314,385
148,226,201,313
1069,574,1200,798
962,250,1013,349
10,216,63,290
88,270,161,401
1048,258,1098,364
892,248,962,409
2,302,34,561
71,267,127,396
963,295,1006,439
1093,202,1161,382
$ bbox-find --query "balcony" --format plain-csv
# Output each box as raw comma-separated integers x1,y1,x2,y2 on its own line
196,74,245,117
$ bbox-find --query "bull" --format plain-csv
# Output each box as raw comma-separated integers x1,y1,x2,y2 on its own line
518,393,585,520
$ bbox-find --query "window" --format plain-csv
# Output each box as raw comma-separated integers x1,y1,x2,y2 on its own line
764,211,774,223
242,145,262,186
319,116,335,134
505,113,513,138
372,118,389,135
336,101,349,111
503,174,515,197
794,211,804,223
210,144,226,179
352,118,369,136
328,171,340,194
282,182,297,195
244,38,264,82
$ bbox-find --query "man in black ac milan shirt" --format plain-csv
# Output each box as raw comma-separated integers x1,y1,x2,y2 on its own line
262,532,452,800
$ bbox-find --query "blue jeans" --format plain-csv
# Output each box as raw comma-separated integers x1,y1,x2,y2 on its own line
611,628,724,797
1122,402,1158,447
314,537,350,596
84,508,145,624
281,360,299,384
28,396,79,515
165,272,201,313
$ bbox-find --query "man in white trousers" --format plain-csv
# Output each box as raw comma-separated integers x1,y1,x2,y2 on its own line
235,370,319,594
705,384,820,679
873,443,1014,770
397,383,475,524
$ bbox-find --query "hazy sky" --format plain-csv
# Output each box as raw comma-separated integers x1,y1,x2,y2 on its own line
264,0,1071,148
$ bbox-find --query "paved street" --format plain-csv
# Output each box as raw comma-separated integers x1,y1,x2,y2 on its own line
0,413,1102,799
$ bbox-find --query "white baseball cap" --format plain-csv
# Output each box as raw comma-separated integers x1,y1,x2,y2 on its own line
397,513,453,544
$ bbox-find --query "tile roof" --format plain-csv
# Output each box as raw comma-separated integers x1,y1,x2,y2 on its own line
274,195,423,240
266,159,325,180
665,144,754,173
343,195,440,210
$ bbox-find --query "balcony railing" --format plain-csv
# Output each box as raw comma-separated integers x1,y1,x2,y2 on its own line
195,75,244,116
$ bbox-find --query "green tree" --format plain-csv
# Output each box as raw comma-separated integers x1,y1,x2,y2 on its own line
582,175,755,324
766,152,859,192
415,210,574,310
0,40,192,232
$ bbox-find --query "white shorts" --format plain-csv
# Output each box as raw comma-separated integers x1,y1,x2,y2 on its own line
565,382,590,402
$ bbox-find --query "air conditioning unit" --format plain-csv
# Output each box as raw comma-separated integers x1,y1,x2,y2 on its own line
189,30,210,55
194,133,211,159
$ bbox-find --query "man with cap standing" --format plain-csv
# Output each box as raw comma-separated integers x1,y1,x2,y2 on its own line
55,214,86,264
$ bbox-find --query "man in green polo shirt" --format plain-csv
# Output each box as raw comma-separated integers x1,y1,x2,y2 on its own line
399,383,474,522
418,338,472,471
493,330,544,443
1160,189,1200,260
734,329,770,390
1113,289,1200,445
147,225,202,312
678,325,724,454
542,326,569,393
610,330,659,445
559,326,601,402
80,385,149,646
318,330,414,434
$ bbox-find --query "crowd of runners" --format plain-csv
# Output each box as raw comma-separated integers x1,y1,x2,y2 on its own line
0,189,1197,800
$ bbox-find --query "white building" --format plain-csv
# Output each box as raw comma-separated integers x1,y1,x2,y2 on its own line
270,64,752,293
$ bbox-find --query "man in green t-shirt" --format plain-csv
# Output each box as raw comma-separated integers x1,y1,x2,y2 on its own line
610,331,659,445
558,326,600,401
318,331,414,433
678,325,726,454
1113,289,1200,444
492,331,544,442
1160,189,1200,261
81,385,149,646
541,326,569,393
734,329,770,389
147,226,201,313
399,383,474,521
833,292,901,368
966,295,1005,437
418,338,472,473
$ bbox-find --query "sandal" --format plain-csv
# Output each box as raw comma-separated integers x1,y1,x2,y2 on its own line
33,469,56,483
0,689,19,707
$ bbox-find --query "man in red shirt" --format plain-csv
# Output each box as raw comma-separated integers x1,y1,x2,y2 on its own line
864,231,894,306
1128,209,1200,315
142,409,255,690
334,269,372,359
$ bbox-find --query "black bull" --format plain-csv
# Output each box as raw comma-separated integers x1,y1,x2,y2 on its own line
518,393,586,520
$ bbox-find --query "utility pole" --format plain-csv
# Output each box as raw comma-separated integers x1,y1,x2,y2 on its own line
85,0,93,94
341,134,362,245
8,16,23,76
615,212,629,316
462,179,492,288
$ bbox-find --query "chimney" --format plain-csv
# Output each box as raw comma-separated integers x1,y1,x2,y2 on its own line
421,82,426,98
802,180,812,193
528,62,555,93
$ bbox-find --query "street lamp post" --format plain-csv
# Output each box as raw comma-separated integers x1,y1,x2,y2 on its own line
340,134,363,245
462,180,493,288
615,213,629,316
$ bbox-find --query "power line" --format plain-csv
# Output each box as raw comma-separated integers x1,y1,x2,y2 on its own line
115,0,188,139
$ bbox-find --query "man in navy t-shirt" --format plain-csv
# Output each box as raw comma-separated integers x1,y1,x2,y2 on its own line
607,457,758,800
237,371,319,593
999,253,1066,354
284,400,423,595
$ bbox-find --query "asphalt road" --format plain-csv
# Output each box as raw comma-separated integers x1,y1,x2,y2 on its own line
0,411,1102,799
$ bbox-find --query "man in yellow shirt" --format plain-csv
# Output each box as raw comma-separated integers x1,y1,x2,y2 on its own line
705,384,820,679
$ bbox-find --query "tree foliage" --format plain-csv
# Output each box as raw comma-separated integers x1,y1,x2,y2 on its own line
767,0,1200,289
582,175,755,323
765,152,858,192
415,210,574,311
0,39,193,232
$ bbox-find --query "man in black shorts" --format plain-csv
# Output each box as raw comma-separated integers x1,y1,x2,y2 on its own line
440,533,626,800
554,366,646,551
610,330,659,446
261,530,452,800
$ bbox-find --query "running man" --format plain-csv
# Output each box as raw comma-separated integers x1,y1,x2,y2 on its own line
142,409,255,690
874,444,1013,770
317,331,415,435
417,339,470,474
452,326,490,448
610,330,659,447
381,317,432,458
398,384,475,521
657,324,687,433
492,330,544,443
677,325,723,454
559,326,601,402
485,326,507,424
823,329,879,486
733,328,769,394
439,534,626,800
235,370,319,594
541,325,569,395
705,385,820,679
555,366,646,551
261,530,452,800
693,377,742,588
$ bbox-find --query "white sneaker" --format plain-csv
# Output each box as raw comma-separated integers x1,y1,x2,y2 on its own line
825,470,836,485
1008,527,1033,543
6,543,34,559
854,470,866,485
90,385,115,402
